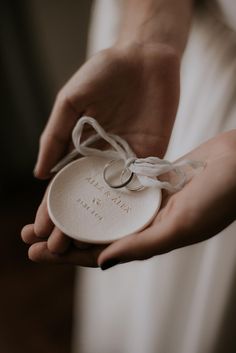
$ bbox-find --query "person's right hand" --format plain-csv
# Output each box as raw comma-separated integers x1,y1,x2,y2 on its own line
22,43,181,264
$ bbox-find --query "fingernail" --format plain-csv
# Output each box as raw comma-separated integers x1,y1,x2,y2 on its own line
100,258,120,271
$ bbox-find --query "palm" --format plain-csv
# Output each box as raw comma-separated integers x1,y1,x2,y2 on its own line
97,131,236,268
22,44,181,264
58,44,180,159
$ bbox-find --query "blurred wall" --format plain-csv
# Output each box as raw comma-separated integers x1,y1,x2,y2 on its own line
1,0,92,189
0,1,92,353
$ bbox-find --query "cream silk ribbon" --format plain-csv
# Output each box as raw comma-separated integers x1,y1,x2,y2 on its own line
51,116,204,192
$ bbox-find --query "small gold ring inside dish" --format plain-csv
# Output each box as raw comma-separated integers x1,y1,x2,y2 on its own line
120,169,144,191
103,159,134,189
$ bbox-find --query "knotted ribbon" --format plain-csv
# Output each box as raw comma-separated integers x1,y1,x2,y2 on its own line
51,116,204,192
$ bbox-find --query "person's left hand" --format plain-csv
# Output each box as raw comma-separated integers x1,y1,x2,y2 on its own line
21,43,181,267
21,130,236,269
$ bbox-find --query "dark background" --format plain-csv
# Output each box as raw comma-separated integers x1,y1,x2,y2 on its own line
1,1,92,352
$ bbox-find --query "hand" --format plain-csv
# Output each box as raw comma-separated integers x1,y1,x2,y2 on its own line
99,130,236,269
35,43,180,178
21,43,180,265
22,130,236,268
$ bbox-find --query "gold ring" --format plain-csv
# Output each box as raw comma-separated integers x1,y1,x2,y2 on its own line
103,159,134,189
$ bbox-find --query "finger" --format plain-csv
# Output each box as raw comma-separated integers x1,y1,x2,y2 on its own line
47,227,71,254
34,189,54,238
73,240,95,250
34,91,86,179
98,220,179,270
28,242,106,267
21,224,45,245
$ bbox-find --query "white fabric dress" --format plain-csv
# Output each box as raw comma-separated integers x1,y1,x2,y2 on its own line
73,1,236,352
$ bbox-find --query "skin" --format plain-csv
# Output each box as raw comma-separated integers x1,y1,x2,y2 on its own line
22,42,181,265
21,0,236,269
22,129,236,268
32,0,194,180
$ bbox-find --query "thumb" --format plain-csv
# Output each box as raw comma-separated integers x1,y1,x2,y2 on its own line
34,91,86,179
98,220,180,270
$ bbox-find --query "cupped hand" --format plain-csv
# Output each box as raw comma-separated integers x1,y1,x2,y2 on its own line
99,130,236,269
21,43,180,265
22,131,236,268
34,43,180,178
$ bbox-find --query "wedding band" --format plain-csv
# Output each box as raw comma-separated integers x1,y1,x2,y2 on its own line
103,159,134,189
120,169,144,191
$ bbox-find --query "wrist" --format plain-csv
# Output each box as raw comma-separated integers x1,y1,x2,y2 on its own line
116,29,186,58
111,41,181,74
116,0,193,57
